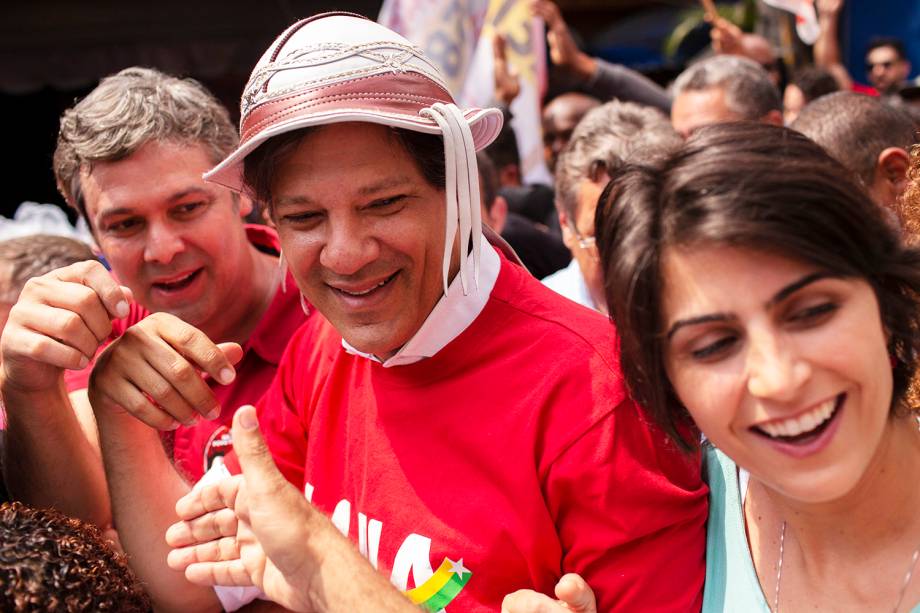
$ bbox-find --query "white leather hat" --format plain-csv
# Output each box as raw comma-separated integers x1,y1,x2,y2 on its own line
206,12,503,294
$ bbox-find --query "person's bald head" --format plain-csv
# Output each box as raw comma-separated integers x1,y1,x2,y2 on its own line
542,92,600,172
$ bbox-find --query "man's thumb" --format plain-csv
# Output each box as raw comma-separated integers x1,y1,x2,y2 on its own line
554,573,597,613
232,405,286,491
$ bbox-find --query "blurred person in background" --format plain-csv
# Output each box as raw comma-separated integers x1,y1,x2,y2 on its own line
783,66,840,124
543,100,679,311
814,0,913,100
792,91,916,212
0,235,95,343
671,55,783,137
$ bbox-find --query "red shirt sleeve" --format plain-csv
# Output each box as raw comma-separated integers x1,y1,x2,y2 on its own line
545,399,708,612
224,317,331,485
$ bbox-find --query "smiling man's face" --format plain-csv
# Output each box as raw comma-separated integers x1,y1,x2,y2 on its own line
270,123,453,358
81,140,253,334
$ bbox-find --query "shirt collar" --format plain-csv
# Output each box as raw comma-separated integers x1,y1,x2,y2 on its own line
341,235,501,367
242,224,306,364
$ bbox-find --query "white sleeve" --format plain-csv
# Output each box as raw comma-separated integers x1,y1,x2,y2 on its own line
194,457,232,489
195,462,268,610
214,586,266,611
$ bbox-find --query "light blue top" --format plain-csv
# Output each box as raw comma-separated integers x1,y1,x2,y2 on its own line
702,446,920,612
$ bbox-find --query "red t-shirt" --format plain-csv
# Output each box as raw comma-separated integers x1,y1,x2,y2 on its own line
66,225,311,482
235,251,708,612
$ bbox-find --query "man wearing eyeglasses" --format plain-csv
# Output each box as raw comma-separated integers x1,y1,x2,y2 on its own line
866,38,913,98
543,100,680,312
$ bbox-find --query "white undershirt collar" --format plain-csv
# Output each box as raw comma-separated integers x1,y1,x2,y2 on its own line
341,235,500,367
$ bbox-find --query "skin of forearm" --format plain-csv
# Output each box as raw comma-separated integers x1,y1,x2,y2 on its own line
1,376,111,527
572,52,597,82
95,407,221,613
299,509,418,613
815,13,841,65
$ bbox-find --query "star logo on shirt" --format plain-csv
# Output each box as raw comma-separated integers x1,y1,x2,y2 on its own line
447,557,470,579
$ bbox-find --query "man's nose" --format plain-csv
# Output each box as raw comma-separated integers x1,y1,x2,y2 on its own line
143,222,185,264
319,217,380,276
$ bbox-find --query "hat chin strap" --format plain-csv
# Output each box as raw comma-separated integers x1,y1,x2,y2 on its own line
419,102,482,296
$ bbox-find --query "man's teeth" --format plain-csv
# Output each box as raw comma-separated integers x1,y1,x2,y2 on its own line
339,277,391,296
759,398,837,438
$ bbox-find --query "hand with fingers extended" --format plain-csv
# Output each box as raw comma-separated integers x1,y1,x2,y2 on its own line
88,312,243,431
0,260,132,394
502,574,597,613
530,0,596,81
166,405,324,613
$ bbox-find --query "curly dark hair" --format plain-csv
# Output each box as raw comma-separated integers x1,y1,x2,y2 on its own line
0,502,152,612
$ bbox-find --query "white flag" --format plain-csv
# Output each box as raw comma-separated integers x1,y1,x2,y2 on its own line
762,0,821,45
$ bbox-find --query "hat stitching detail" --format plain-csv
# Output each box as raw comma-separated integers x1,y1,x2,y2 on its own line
242,42,448,117
244,65,440,118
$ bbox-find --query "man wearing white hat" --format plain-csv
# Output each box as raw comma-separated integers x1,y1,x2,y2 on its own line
82,13,707,612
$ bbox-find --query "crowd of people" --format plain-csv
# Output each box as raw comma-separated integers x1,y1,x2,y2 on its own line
0,1,919,612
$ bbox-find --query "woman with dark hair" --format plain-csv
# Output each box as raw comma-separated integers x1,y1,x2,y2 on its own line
503,122,920,612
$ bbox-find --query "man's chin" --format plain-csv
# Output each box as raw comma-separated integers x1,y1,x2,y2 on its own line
339,326,407,361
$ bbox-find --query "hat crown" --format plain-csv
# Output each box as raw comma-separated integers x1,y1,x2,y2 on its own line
241,13,452,121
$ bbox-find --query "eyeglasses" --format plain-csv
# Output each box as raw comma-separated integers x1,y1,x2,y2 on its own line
572,227,596,251
866,60,895,71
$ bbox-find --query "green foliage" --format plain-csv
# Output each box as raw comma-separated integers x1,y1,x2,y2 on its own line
663,0,758,60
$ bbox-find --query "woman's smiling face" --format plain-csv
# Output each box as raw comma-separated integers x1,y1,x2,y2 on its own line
661,245,893,503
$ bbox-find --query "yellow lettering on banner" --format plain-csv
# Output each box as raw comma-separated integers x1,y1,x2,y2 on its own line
482,0,537,86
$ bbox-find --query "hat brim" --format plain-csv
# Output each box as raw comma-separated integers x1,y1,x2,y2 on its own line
204,106,503,194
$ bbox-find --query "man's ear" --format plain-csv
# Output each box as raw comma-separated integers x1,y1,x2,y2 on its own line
873,147,910,206
238,193,254,218
489,195,508,234
558,207,575,251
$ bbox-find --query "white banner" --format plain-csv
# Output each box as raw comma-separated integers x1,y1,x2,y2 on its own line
379,0,550,184
762,0,821,44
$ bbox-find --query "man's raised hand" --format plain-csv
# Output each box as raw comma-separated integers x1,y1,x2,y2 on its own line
166,405,320,612
0,260,131,393
530,0,596,80
88,312,243,430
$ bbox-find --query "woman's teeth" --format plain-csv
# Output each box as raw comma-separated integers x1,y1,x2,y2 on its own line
759,397,837,438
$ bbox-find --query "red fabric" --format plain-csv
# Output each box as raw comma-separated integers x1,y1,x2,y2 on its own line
242,252,708,612
851,82,880,96
65,225,311,482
